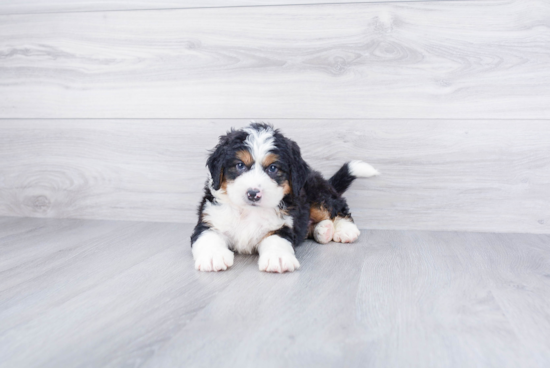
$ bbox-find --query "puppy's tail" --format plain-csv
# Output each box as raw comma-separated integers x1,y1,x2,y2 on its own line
329,160,379,195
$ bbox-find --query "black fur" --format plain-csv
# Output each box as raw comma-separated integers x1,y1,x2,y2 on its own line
328,163,355,195
190,220,210,245
304,170,352,219
279,192,311,247
191,123,362,249
190,182,216,246
273,226,295,244
206,129,249,190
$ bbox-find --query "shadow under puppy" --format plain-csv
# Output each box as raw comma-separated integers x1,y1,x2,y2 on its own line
191,123,378,273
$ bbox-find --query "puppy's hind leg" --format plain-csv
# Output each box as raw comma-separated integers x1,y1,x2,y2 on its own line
332,217,360,243
313,219,334,244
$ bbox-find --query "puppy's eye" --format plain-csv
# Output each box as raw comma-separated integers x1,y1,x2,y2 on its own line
236,162,246,171
267,164,278,173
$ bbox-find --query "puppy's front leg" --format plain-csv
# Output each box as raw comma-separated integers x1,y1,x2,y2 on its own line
192,230,234,272
258,234,300,273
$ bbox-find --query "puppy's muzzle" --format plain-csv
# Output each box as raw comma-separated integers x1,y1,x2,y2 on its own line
246,188,262,203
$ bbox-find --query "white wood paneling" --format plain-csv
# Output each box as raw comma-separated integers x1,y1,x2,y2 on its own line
1,119,548,234
1,0,549,119
0,0,465,15
1,218,550,367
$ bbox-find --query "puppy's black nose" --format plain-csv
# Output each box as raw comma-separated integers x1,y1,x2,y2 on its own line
247,189,262,202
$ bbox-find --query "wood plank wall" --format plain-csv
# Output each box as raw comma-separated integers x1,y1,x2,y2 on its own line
2,0,549,119
1,0,549,233
0,0,463,15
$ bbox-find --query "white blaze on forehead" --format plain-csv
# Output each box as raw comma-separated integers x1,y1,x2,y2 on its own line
243,125,275,167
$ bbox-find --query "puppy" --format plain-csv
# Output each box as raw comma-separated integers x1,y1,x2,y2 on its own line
191,123,378,273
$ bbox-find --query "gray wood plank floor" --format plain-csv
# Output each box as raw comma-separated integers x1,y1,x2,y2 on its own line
2,119,548,234
1,217,549,368
2,0,549,119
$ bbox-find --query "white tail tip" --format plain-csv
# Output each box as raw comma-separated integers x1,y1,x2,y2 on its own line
349,160,380,178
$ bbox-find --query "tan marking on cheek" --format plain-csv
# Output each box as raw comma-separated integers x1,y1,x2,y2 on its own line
282,180,292,195
220,176,230,193
236,150,253,166
263,153,279,167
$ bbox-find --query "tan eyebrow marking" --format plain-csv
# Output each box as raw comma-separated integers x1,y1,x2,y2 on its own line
263,153,279,167
236,150,254,166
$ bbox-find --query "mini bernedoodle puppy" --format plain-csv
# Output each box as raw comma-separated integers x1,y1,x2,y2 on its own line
191,123,378,273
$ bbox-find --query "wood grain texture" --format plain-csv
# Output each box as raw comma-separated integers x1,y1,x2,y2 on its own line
0,119,548,234
1,217,549,367
1,0,549,119
0,218,257,368
0,0,463,15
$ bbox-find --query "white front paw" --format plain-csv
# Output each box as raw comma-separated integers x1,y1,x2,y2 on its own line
192,231,234,272
333,217,360,243
194,247,234,272
258,236,300,273
259,252,300,273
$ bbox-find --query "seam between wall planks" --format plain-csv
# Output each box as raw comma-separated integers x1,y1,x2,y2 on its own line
0,0,480,16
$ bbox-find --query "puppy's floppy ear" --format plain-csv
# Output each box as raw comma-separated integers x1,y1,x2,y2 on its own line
288,139,310,196
206,136,227,191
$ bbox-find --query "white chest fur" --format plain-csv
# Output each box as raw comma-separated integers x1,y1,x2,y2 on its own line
202,201,293,254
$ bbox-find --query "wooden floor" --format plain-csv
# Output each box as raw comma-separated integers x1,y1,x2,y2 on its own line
1,216,549,368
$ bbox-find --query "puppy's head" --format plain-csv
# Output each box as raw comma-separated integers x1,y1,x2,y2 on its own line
207,123,309,208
